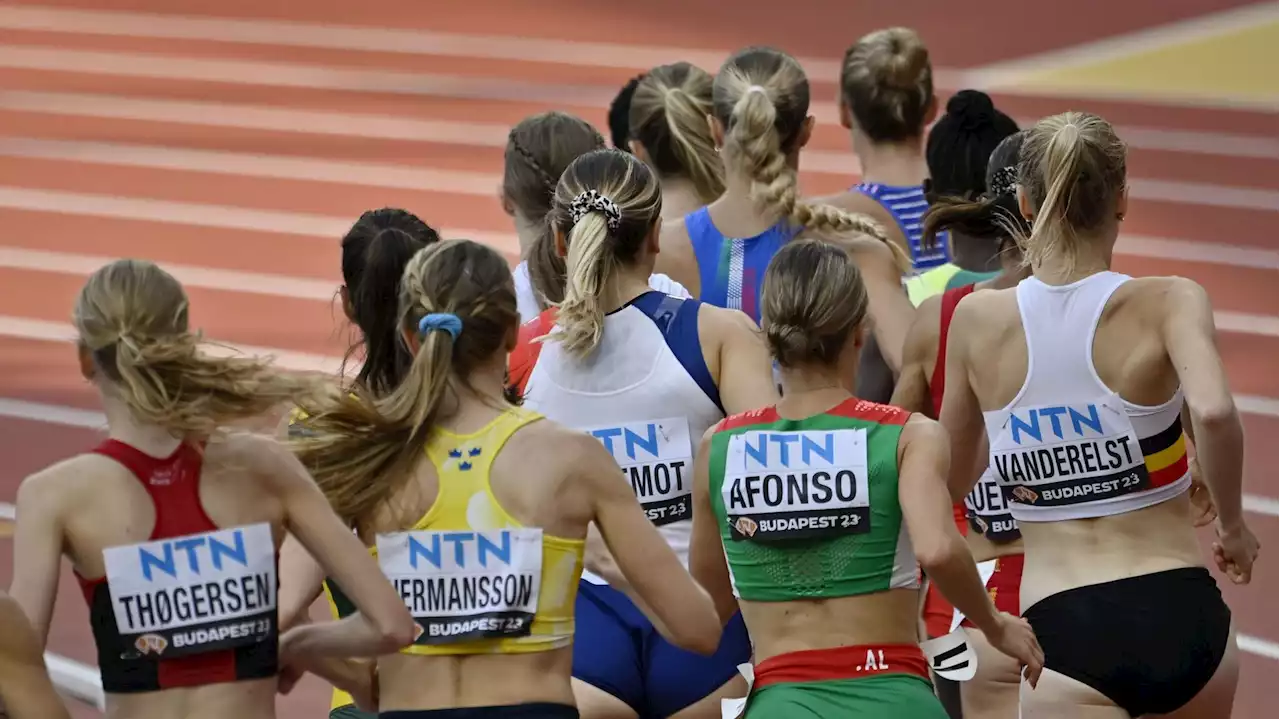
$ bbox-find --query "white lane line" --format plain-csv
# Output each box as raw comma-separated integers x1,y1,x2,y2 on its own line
1237,635,1280,661
1214,311,1279,337
0,247,338,300
969,3,1276,89
0,54,1275,162
3,246,1273,336
0,186,521,258
1236,395,1280,417
2,86,1274,168
2,136,1273,213
0,316,344,375
0,4,899,90
1243,495,1280,517
0,186,1270,274
44,653,105,710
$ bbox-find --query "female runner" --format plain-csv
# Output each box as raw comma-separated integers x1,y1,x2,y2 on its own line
824,26,954,301
10,259,415,719
276,208,442,719
501,112,686,321
288,239,722,718
509,148,776,719
687,239,1041,717
894,130,1029,719
627,62,725,220
939,111,1259,718
0,590,70,719
652,46,914,376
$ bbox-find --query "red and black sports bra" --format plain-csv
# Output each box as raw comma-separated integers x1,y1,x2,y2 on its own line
76,439,279,694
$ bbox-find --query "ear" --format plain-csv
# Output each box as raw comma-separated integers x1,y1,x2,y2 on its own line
707,113,725,150
838,96,853,130
554,228,569,258
645,219,662,256
500,190,516,217
628,139,650,164
1016,185,1034,222
339,285,355,322
402,327,421,355
1116,185,1129,220
922,93,939,127
77,343,96,381
852,321,866,352
503,322,519,353
797,116,815,150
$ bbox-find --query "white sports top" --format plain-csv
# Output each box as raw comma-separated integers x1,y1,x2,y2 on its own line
983,272,1191,523
520,292,723,583
513,261,691,323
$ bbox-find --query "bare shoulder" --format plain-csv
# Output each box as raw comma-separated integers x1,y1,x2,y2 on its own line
1124,275,1208,309
697,303,759,335
505,416,606,470
17,453,101,507
209,431,300,487
899,413,947,459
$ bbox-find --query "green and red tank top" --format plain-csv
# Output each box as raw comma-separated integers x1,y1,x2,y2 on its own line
707,398,920,602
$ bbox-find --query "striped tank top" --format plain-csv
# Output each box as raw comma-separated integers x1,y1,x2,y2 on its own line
853,182,951,271
686,206,799,324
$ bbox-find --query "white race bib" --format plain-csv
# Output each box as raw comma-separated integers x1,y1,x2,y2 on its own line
584,418,694,527
990,396,1147,509
102,522,277,658
722,429,871,542
962,468,1020,541
377,528,542,645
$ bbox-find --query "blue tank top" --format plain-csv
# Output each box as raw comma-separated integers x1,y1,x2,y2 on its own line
853,182,951,271
686,207,799,324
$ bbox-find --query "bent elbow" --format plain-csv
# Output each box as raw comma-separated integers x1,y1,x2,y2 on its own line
376,609,418,651
674,622,723,656
1192,402,1239,432
916,537,966,575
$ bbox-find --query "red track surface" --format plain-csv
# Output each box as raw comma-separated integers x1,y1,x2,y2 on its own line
0,1,1273,717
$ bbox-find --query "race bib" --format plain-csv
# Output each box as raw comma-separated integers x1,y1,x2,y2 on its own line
990,396,1148,508
963,469,1020,542
102,523,277,659
377,528,542,645
722,428,871,542
585,418,693,527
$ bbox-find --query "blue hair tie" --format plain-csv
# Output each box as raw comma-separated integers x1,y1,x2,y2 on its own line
418,313,463,341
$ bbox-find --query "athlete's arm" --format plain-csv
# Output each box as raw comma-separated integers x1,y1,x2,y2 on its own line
839,235,915,374
688,426,740,626
0,593,70,719
936,298,987,503
897,417,1043,685
704,306,780,415
890,295,941,414
9,468,67,644
248,436,416,656
276,536,326,630
1161,278,1256,582
577,431,722,655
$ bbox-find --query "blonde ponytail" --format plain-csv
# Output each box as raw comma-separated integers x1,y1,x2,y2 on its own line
1017,112,1127,274
630,63,725,205
552,213,615,358
75,259,318,440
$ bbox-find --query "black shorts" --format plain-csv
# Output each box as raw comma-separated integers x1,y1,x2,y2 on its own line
380,704,578,719
1024,567,1231,717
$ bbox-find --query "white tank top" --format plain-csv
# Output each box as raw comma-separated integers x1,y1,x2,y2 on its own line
513,261,692,324
521,293,723,583
983,272,1191,523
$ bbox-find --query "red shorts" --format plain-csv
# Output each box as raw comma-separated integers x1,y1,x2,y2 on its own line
960,553,1025,629
921,504,968,638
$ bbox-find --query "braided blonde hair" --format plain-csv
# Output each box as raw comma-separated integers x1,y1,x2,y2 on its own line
713,47,908,269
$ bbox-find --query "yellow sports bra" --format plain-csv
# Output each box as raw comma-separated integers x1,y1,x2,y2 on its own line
320,408,584,706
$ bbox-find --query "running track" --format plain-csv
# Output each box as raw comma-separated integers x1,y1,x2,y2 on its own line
0,1,1273,716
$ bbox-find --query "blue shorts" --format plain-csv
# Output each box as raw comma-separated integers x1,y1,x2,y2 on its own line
572,580,751,718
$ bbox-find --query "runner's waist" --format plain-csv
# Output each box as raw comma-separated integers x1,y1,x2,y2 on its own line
754,643,930,689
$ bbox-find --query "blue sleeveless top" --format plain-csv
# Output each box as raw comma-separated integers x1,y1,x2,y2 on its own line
853,182,951,271
686,207,799,324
